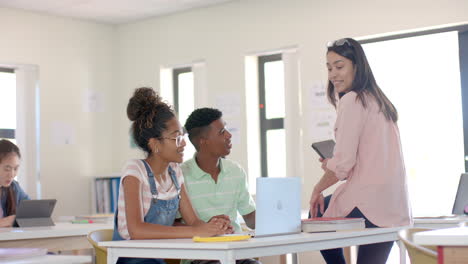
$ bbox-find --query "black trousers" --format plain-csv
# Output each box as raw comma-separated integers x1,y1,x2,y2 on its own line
313,195,394,264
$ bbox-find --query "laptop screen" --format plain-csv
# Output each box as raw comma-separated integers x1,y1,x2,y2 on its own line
255,177,301,237
452,173,468,215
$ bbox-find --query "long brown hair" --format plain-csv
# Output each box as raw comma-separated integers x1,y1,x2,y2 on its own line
327,38,398,122
0,139,21,216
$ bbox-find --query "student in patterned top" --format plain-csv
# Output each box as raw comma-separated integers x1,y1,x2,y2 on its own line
181,108,258,264
112,88,230,264
309,38,412,264
0,139,30,227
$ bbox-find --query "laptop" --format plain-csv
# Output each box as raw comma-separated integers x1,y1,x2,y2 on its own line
14,199,57,227
452,173,468,215
254,177,301,237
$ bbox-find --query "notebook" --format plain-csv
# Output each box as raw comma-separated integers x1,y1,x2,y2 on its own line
254,177,301,237
14,199,57,227
452,173,468,215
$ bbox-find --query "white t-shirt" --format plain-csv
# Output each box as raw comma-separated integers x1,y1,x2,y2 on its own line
116,159,184,239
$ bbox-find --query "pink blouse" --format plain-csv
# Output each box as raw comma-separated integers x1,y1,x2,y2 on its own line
324,92,412,227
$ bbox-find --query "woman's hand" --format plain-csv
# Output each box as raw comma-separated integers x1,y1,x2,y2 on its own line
0,215,16,227
309,189,325,218
319,158,329,171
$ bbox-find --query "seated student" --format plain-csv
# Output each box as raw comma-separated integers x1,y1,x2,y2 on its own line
181,108,258,264
0,139,30,227
113,88,230,264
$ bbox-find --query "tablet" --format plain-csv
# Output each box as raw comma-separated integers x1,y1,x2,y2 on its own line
14,199,57,227
311,140,335,159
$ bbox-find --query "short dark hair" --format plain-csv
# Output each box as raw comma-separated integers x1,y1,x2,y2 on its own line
184,108,222,150
327,38,398,122
127,87,175,156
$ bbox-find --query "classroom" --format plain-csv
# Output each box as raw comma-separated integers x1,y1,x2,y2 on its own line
1,0,468,263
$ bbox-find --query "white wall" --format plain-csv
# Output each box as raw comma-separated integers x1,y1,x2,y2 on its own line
0,7,116,216
1,0,468,232
113,0,468,210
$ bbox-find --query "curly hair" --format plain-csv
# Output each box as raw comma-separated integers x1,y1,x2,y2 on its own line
184,108,222,150
127,87,175,156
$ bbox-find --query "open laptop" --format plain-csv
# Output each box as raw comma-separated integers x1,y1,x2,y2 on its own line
254,177,301,237
14,199,57,227
452,173,468,215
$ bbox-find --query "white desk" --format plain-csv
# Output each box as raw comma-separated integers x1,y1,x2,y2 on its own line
413,216,468,229
101,227,405,264
413,226,468,246
0,255,91,264
413,227,468,264
0,222,112,251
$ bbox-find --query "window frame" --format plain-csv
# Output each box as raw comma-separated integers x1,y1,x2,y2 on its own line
172,67,192,115
0,68,15,140
258,54,284,178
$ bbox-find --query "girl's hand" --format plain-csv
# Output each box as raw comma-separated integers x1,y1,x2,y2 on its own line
208,215,234,234
193,221,226,237
0,215,16,227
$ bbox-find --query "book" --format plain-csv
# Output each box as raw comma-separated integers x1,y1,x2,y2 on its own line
0,248,47,260
301,217,365,233
75,213,113,223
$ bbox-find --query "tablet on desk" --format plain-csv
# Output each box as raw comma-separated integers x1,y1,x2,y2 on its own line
14,199,57,227
311,140,335,159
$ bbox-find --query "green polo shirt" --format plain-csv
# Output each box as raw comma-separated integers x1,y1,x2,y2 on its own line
181,155,256,233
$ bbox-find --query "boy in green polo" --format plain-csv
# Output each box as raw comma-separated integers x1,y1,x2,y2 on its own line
181,108,258,264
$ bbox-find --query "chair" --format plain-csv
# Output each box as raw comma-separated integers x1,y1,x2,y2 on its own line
398,228,437,264
87,229,180,264
87,229,114,264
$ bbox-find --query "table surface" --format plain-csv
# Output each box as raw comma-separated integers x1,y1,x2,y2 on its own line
413,226,468,246
0,255,91,264
0,222,112,241
101,227,403,249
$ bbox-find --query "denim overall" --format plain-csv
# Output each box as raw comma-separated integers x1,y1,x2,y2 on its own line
112,160,181,264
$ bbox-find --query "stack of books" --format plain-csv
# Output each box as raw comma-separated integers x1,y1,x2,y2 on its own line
74,213,113,223
301,217,365,233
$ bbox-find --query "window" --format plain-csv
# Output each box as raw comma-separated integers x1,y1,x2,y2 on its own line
0,68,16,142
362,30,466,216
172,67,196,161
258,54,286,178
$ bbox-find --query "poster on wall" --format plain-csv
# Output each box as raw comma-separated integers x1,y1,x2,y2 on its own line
213,93,242,145
305,81,336,141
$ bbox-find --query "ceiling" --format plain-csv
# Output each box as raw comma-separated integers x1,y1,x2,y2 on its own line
0,0,235,24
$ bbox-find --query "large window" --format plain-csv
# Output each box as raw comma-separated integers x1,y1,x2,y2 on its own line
258,54,286,178
362,30,466,217
0,68,16,142
173,67,196,161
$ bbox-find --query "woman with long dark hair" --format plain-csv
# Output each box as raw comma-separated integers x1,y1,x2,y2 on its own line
0,139,29,227
309,38,412,264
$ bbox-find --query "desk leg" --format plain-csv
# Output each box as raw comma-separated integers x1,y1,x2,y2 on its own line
397,240,406,264
107,248,119,264
291,253,298,264
219,250,236,264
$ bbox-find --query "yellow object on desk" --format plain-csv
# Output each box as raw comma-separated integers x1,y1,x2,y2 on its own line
193,234,251,242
